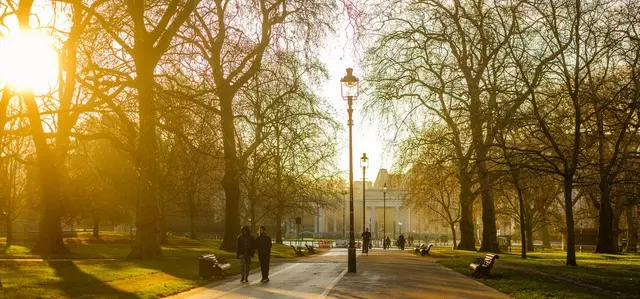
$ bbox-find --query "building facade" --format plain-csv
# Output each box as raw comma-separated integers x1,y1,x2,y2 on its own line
308,168,419,239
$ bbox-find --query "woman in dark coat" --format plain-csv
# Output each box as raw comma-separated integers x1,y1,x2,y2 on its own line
236,225,255,282
397,234,406,250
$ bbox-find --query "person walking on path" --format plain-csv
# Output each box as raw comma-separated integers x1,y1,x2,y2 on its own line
255,225,272,283
398,234,406,250
361,228,372,256
385,236,391,249
236,225,255,283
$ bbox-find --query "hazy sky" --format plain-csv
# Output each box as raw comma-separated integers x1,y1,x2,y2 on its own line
318,16,398,182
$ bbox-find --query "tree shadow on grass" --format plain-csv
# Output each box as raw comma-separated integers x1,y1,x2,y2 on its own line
45,260,140,299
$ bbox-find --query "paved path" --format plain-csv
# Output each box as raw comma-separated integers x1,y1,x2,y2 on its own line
167,248,509,299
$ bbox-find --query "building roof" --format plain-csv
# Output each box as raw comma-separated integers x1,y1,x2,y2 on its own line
374,168,404,189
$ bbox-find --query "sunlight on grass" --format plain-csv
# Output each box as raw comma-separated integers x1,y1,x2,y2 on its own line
0,231,296,298
428,246,640,299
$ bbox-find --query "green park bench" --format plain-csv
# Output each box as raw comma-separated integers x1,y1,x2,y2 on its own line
469,253,499,277
305,244,316,254
290,245,305,256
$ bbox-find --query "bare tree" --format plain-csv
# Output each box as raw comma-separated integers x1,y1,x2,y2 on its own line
406,162,461,250
180,0,336,251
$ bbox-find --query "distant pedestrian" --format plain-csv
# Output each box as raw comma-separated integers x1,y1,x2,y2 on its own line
385,236,391,249
361,228,372,256
255,226,272,283
398,234,406,250
236,225,255,283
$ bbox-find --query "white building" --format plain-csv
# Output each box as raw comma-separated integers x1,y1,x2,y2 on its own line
312,168,419,239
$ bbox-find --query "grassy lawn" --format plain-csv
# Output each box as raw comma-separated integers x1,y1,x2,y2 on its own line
428,246,640,299
0,232,311,298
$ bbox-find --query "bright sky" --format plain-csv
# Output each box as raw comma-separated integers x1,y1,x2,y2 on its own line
318,19,397,182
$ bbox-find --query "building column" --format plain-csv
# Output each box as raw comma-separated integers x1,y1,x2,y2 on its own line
370,206,376,234
314,207,319,233
318,208,324,234
333,210,337,233
395,206,400,235
408,207,411,235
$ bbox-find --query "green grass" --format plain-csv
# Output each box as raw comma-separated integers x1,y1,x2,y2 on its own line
0,232,312,298
428,246,640,299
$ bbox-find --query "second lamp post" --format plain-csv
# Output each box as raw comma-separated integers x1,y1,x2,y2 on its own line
383,182,387,249
360,153,368,234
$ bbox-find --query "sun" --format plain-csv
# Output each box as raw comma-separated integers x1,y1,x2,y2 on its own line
0,30,59,92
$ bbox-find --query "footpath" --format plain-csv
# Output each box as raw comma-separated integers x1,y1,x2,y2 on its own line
167,248,508,299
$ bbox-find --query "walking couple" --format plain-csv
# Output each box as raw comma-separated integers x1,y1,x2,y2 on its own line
236,225,272,283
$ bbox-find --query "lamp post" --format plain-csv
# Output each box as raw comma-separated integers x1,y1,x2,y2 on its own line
343,193,346,239
341,68,359,273
360,153,368,233
399,221,403,235
383,183,387,249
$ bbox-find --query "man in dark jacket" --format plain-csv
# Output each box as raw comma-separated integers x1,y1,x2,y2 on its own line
361,228,371,256
255,226,272,282
236,225,255,282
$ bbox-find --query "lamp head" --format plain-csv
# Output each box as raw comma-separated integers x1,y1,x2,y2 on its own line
340,67,359,99
360,152,369,169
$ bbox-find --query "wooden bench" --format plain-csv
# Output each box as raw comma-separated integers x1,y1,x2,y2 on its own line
414,244,426,254
420,244,433,256
305,244,316,254
199,254,231,278
469,253,499,277
291,245,305,256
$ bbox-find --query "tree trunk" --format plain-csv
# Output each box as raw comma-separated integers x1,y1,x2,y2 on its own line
477,155,498,252
6,211,13,246
612,208,621,253
513,185,529,259
595,183,616,253
450,224,457,250
512,169,527,258
92,216,100,240
249,199,256,234
542,216,552,248
127,64,161,260
468,84,498,253
188,192,198,240
190,213,198,240
275,203,284,244
526,224,534,252
457,173,476,251
159,213,169,245
563,176,577,266
25,92,69,254
219,93,241,251
626,206,637,252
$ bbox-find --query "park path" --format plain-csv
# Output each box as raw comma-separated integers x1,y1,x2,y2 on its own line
166,248,509,299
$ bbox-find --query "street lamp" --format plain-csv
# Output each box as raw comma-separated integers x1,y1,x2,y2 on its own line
360,153,368,233
383,183,387,249
341,67,359,273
